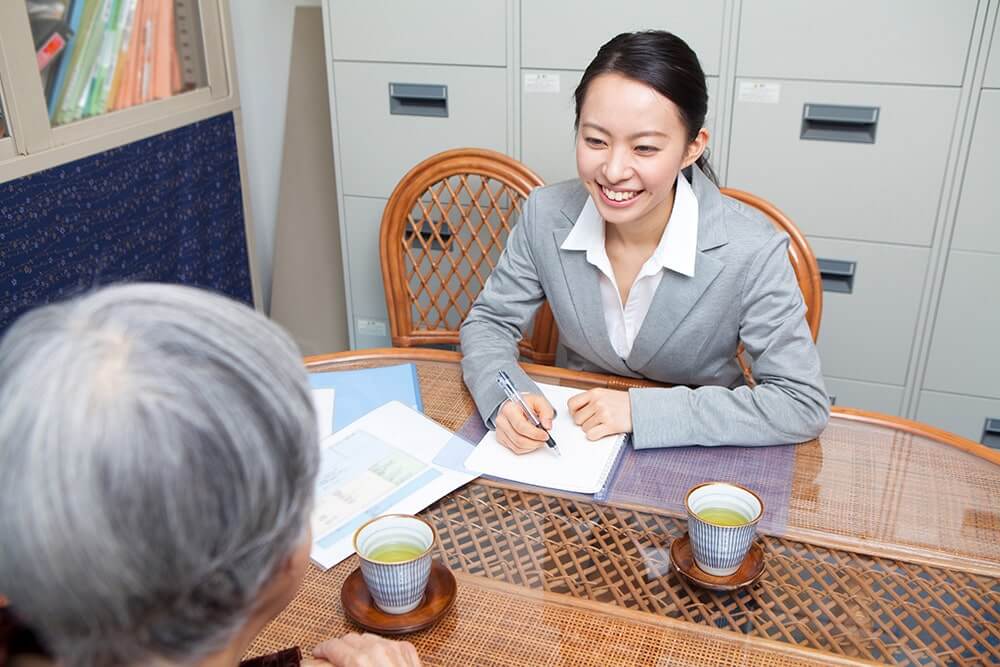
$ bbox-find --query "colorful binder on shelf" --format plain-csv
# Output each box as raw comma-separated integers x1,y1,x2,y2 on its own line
48,0,190,123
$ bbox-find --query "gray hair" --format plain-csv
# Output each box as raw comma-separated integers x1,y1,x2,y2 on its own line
0,283,319,667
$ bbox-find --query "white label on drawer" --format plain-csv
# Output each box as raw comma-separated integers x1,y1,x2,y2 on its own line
524,73,560,94
356,318,387,337
738,81,781,104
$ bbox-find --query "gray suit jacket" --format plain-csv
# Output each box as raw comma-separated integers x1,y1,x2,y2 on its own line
459,165,830,448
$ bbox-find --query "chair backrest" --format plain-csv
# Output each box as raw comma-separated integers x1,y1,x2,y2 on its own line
720,188,823,341
380,148,559,364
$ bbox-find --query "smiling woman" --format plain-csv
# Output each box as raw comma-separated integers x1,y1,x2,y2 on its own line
459,30,830,455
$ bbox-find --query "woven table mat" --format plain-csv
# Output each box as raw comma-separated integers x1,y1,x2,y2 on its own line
246,558,871,666
603,442,797,534
380,359,999,569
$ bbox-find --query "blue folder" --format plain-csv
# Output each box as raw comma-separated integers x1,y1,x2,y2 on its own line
309,363,423,432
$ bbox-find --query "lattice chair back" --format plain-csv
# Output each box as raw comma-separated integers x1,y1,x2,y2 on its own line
380,148,558,364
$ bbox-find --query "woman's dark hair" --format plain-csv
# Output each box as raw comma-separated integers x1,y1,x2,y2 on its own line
574,30,718,185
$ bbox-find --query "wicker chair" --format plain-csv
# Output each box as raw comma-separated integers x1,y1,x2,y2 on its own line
379,148,559,364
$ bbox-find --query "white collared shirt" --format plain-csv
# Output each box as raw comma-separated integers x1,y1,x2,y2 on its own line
561,173,699,359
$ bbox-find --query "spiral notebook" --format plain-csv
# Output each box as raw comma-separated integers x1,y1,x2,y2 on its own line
464,382,628,494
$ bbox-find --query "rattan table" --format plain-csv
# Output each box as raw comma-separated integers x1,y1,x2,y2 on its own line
247,349,1000,666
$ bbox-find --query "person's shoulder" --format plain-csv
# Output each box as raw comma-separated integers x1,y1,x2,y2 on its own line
717,192,789,257
526,179,588,219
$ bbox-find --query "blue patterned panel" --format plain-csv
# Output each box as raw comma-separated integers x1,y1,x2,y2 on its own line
0,112,252,333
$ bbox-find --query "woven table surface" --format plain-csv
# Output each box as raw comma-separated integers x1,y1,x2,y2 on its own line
276,351,1000,664
247,557,873,666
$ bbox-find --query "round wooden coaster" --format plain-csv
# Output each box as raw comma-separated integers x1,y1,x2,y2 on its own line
669,533,765,591
341,560,457,635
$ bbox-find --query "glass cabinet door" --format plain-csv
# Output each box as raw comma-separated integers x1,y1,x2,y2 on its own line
25,0,208,127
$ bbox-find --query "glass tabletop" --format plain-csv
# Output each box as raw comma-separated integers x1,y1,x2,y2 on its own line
24,0,208,128
245,350,1000,664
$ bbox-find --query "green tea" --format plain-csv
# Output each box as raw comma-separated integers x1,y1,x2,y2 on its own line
697,507,749,526
367,543,425,563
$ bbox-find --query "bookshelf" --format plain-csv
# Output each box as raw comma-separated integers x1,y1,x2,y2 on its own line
0,0,260,324
0,1,242,185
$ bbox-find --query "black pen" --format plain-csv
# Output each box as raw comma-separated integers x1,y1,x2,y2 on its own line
496,370,561,456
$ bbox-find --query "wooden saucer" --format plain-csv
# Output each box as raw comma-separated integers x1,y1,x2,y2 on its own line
341,560,456,635
669,533,765,591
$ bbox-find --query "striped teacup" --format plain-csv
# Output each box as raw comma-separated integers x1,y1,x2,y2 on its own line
354,514,436,614
685,482,764,576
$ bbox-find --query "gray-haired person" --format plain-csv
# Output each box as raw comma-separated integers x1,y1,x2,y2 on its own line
0,283,420,667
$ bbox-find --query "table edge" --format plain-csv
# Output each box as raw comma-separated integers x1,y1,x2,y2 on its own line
451,570,882,666
304,348,1000,467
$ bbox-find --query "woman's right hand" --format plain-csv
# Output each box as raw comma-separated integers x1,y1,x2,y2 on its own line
495,394,554,454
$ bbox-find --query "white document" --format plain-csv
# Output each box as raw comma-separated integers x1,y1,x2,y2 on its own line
311,388,336,439
464,382,626,494
309,401,478,570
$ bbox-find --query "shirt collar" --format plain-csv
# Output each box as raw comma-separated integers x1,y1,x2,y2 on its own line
561,172,699,277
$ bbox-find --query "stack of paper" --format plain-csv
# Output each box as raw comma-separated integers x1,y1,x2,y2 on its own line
309,401,478,569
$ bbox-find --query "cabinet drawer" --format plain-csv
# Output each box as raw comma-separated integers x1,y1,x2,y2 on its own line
521,71,719,185
917,391,1000,447
825,377,903,416
985,16,1000,89
738,0,976,86
953,92,1000,253
924,250,1000,399
328,0,506,66
343,196,392,349
521,0,725,75
728,80,958,245
334,62,508,198
809,238,929,386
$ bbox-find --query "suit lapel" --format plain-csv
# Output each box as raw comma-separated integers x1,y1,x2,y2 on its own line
624,253,724,371
626,166,730,372
551,227,632,376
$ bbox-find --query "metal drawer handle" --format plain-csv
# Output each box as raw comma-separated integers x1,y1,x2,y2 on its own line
801,104,879,144
389,83,448,118
982,418,1000,449
404,218,453,251
817,258,857,294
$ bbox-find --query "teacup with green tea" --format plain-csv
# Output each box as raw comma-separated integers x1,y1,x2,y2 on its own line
353,514,436,614
684,482,763,576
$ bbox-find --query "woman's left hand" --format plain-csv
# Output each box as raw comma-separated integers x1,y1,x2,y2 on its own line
567,388,632,440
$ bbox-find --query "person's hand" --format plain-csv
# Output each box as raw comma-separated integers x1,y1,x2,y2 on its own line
567,388,632,440
495,393,554,454
311,633,421,667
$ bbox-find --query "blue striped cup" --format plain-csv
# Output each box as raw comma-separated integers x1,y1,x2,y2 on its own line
684,482,764,576
353,514,436,614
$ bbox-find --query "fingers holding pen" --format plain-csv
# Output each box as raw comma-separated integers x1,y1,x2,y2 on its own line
496,394,554,454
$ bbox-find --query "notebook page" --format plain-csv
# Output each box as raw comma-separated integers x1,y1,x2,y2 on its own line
464,382,626,494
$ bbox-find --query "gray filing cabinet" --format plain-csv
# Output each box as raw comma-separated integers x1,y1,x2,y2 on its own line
727,0,978,416
322,0,1000,442
916,15,1000,446
325,0,510,347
